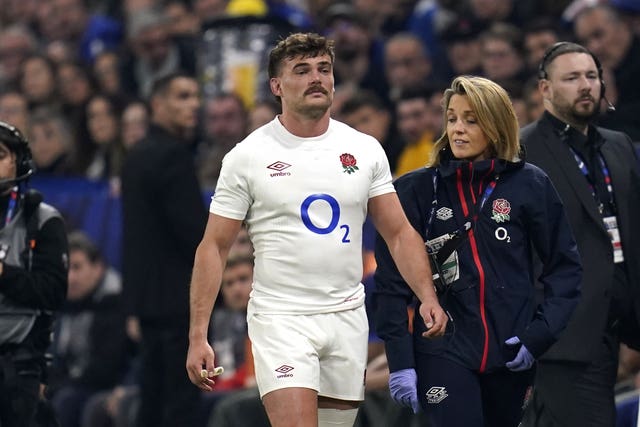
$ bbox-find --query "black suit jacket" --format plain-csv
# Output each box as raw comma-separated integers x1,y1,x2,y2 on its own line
121,125,207,321
522,114,640,362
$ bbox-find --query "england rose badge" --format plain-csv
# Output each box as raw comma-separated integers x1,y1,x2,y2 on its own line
491,198,511,223
340,153,359,174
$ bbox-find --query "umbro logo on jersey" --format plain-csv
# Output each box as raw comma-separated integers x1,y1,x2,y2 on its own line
275,365,294,378
267,161,292,177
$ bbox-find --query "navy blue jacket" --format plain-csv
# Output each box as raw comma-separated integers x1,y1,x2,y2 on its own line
374,152,582,373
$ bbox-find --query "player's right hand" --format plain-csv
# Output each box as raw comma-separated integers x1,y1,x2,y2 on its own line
419,297,448,338
186,340,216,391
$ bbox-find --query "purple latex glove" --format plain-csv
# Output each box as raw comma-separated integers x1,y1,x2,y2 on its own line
388,368,420,413
505,336,535,371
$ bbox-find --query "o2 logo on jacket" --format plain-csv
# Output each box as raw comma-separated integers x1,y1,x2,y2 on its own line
300,194,351,243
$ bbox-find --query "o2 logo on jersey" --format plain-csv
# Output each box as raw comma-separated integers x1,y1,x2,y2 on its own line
300,194,351,243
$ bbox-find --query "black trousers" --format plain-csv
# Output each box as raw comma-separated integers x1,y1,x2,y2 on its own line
136,320,200,427
415,353,533,427
0,353,40,427
521,331,619,427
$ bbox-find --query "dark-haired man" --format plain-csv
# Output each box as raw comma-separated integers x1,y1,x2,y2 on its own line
121,72,207,427
186,32,447,427
521,42,640,427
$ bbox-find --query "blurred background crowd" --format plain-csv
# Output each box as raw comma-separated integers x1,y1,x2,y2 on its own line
1,0,639,426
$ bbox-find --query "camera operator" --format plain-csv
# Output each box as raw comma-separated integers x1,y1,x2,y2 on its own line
0,120,68,427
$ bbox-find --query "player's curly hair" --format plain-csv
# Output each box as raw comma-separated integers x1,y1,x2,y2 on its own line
268,33,335,80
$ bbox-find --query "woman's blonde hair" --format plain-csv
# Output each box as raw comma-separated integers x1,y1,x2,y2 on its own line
430,75,520,166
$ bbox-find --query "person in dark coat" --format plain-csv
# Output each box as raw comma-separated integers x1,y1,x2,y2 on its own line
521,41,640,427
121,71,207,427
375,76,582,427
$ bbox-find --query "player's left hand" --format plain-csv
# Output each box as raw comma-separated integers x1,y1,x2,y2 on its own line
419,297,448,338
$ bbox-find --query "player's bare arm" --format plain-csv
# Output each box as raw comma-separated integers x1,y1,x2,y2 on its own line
186,213,243,391
368,192,448,337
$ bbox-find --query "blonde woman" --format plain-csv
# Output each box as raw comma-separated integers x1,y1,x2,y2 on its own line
374,76,582,427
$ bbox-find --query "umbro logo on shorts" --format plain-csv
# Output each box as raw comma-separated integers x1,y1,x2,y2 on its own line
275,365,294,378
425,386,448,404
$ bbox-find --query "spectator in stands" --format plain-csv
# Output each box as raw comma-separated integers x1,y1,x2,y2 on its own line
0,0,39,28
338,89,405,175
522,17,561,75
479,22,527,90
0,25,38,89
0,91,30,136
92,51,124,98
247,98,280,133
19,55,59,111
121,6,197,99
337,89,404,277
521,41,640,427
384,33,434,102
439,15,484,79
73,93,126,181
56,60,96,127
121,71,207,427
319,2,388,104
394,85,444,176
45,40,76,67
29,108,74,176
196,93,249,191
44,0,123,64
522,77,544,125
467,0,537,27
193,0,230,25
611,0,640,36
406,0,463,83
163,0,201,37
49,231,130,427
207,254,254,393
574,4,640,141
120,100,150,149
229,223,253,258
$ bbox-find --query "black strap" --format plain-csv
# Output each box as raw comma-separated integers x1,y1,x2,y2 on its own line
23,189,42,272
431,221,472,266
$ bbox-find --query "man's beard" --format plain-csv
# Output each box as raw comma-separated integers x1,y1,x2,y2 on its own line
555,96,600,126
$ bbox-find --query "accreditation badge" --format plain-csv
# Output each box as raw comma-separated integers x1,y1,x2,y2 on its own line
603,215,624,263
426,233,460,284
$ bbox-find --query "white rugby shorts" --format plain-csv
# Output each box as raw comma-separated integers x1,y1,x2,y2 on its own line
248,305,368,401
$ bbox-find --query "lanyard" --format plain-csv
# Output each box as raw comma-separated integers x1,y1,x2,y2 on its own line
5,187,18,225
477,178,498,212
568,147,615,214
425,170,439,238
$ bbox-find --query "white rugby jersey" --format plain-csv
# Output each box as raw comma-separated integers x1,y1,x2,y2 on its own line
211,117,395,315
